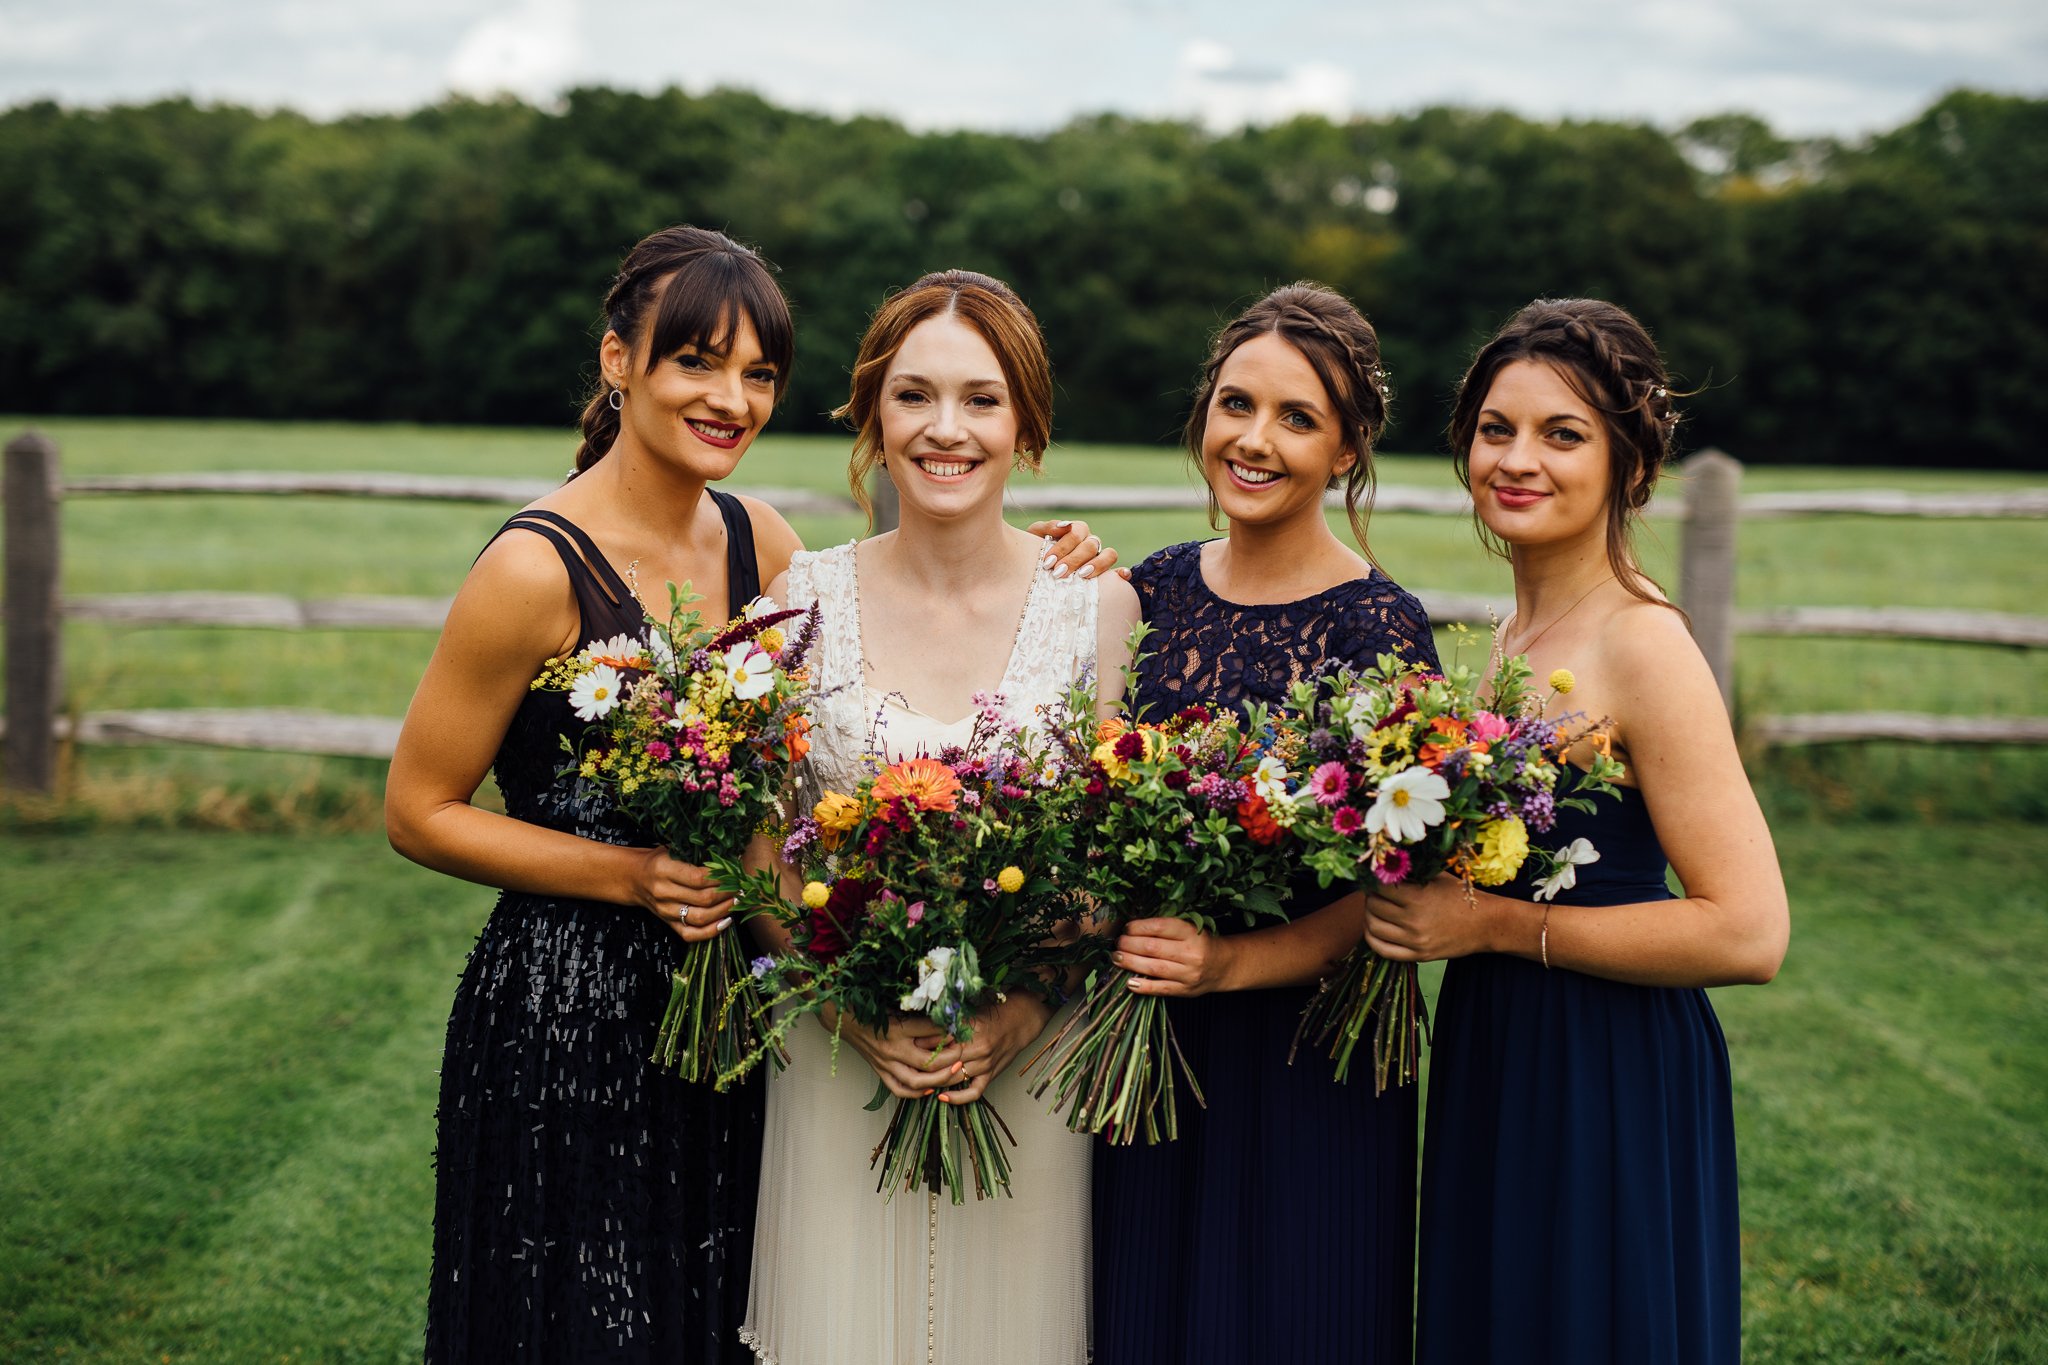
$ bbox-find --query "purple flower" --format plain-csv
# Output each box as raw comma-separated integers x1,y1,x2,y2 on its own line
781,816,821,861
750,955,776,979
1523,788,1557,833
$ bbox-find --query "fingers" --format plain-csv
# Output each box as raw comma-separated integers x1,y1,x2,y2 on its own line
1114,949,1194,984
652,853,719,890
1364,927,1424,962
1126,974,1189,998
1038,520,1114,580
671,914,735,944
1121,918,1196,942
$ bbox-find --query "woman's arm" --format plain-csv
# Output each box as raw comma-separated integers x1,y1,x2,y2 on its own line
1364,607,1789,987
383,530,735,941
1093,573,1143,717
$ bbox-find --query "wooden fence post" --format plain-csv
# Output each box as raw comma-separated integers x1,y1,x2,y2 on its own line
1679,448,1740,712
869,463,900,535
4,429,62,794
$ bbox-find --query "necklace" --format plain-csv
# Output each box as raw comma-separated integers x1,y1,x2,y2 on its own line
1489,574,1614,678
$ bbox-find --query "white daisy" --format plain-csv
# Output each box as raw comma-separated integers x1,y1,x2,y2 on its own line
1251,754,1293,806
1365,765,1450,844
568,664,624,721
724,643,775,701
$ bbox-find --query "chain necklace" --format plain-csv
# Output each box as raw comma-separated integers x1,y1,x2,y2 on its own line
1489,574,1615,679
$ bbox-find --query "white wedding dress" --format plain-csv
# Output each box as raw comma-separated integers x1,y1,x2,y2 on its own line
740,540,1100,1365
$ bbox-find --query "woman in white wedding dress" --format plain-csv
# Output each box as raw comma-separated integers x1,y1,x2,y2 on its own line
740,270,1141,1365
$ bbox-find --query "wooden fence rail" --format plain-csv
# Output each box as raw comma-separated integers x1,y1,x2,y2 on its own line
5,430,2046,792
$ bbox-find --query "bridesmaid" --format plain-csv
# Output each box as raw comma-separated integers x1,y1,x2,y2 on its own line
384,227,1115,1362
1368,298,1790,1364
1093,283,1435,1364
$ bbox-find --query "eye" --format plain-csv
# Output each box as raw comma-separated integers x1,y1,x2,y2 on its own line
1283,410,1315,431
673,353,710,372
968,393,1002,410
1478,421,1512,440
893,388,927,406
1549,426,1585,445
747,368,778,386
1219,394,1251,413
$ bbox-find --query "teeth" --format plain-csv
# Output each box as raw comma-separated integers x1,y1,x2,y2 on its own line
1230,462,1279,485
919,460,973,477
688,420,740,438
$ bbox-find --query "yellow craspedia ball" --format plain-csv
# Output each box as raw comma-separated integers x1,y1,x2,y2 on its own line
757,626,787,656
996,866,1025,894
1549,668,1576,695
1469,816,1530,887
801,880,831,909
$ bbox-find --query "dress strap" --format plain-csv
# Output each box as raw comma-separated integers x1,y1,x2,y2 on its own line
709,489,762,610
480,511,642,645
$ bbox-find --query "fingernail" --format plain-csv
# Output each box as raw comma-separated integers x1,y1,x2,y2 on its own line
951,1061,964,1074
1078,565,1097,579
715,916,733,931
1040,551,1056,569
1053,519,1073,529
938,1094,951,1103
922,1088,934,1097
1053,564,1070,579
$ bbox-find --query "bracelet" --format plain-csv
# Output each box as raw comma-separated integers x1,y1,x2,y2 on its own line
1539,903,1553,970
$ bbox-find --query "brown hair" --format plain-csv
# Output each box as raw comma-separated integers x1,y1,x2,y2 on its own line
1184,282,1390,561
572,225,794,476
1447,297,1684,609
833,269,1054,524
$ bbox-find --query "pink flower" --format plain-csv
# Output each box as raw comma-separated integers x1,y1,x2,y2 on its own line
1310,761,1351,807
1372,847,1412,885
643,739,673,762
1470,711,1511,744
906,901,925,925
1331,805,1364,836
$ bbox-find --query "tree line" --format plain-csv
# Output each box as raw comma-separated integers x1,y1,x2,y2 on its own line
0,87,2041,467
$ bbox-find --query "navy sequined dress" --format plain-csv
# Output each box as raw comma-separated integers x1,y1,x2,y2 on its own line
425,501,764,1364
1416,786,1741,1364
1092,540,1438,1365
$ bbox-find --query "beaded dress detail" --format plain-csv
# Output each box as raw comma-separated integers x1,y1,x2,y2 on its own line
425,499,764,1364
1092,540,1437,1365
741,540,1099,1365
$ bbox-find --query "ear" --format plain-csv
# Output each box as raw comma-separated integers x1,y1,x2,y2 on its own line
598,329,633,392
1330,443,1360,482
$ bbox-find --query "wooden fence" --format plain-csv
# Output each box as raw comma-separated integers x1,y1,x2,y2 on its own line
4,428,2045,793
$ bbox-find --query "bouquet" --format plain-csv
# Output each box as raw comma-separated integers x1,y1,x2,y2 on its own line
716,698,1079,1204
1025,659,1298,1145
1282,651,1624,1090
532,583,816,1086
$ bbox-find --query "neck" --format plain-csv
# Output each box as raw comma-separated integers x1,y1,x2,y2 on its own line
1217,502,1357,593
586,439,713,544
1507,529,1614,631
878,494,1028,592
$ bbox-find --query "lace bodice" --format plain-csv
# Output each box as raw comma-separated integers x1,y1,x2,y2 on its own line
1130,540,1440,713
782,540,1100,795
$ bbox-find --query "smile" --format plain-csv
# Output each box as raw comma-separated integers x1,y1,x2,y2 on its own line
1225,460,1282,488
687,419,745,448
913,456,979,479
1492,486,1549,509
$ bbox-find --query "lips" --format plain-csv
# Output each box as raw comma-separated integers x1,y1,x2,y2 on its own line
1492,486,1548,510
912,456,980,480
687,418,745,449
1224,459,1282,492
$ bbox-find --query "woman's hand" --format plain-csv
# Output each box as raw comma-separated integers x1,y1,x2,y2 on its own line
1025,518,1129,581
900,993,1058,1103
831,1009,967,1100
1116,918,1238,997
1363,875,1500,963
626,848,737,943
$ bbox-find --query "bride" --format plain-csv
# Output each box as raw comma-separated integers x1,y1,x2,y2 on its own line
740,269,1140,1363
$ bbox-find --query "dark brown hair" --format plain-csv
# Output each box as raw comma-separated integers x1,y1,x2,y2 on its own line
834,269,1053,524
1184,282,1390,560
572,225,794,475
1447,297,1683,609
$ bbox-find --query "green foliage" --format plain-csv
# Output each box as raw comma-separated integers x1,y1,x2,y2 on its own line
1,90,2039,465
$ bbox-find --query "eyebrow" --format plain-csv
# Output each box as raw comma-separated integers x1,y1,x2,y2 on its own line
1481,406,1591,425
891,372,1008,390
1218,382,1327,416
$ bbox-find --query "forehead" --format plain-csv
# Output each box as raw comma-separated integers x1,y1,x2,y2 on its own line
888,313,1003,378
1217,331,1327,400
1482,358,1593,417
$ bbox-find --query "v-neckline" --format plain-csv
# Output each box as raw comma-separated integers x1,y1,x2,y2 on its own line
848,540,1046,728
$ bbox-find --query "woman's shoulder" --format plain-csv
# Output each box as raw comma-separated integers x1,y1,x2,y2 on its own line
1130,539,1208,593
784,539,858,603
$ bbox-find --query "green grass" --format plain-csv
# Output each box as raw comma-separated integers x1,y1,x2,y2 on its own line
3,822,2042,1360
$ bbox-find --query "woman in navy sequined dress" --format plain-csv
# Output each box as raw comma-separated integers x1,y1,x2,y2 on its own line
1092,285,1435,1363
1363,299,1789,1364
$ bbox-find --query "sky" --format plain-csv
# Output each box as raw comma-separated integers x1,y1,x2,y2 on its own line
4,1,2043,137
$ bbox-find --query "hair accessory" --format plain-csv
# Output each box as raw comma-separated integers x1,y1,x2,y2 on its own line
607,388,623,412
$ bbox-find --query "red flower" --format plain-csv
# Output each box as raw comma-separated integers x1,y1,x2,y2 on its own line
1235,795,1287,846
1376,697,1417,730
808,877,878,962
1114,731,1146,762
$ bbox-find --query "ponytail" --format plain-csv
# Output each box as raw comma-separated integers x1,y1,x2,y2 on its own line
571,390,620,479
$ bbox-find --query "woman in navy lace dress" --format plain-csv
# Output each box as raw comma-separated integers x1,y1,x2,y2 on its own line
1364,299,1789,1364
1092,284,1435,1363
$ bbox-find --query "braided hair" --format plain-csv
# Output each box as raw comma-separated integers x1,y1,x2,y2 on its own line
571,226,794,477
1448,297,1685,610
1184,282,1391,561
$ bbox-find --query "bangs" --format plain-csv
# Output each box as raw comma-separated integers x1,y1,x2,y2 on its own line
638,249,796,396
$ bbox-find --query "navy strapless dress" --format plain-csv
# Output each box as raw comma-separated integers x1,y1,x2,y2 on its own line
1417,786,1741,1364
1093,542,1438,1365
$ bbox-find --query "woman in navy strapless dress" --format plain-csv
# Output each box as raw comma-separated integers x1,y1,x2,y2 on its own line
1365,299,1789,1365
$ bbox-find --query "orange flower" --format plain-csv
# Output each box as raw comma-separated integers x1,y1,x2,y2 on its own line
1235,794,1287,846
783,713,811,763
1095,717,1128,745
872,757,962,813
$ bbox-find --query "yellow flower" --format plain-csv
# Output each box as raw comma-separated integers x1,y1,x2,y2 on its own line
801,880,830,909
813,791,863,849
1549,668,1576,695
757,626,787,656
1469,816,1530,886
996,866,1025,894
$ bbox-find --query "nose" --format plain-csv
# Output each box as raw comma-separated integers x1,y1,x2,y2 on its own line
926,397,967,447
1235,421,1278,461
1496,432,1541,476
703,365,747,418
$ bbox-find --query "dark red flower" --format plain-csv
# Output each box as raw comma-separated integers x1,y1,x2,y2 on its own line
1376,697,1417,730
808,877,878,962
1114,731,1145,762
1174,704,1212,726
1163,768,1191,790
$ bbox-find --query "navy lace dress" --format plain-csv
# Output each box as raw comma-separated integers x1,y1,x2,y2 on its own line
1092,540,1439,1365
425,501,765,1364
1417,786,1741,1364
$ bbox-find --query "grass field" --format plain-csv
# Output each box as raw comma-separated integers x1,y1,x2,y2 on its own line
3,416,2046,1359
3,823,2042,1362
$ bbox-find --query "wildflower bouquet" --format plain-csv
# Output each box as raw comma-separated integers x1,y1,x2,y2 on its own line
1282,652,1624,1090
1025,674,1298,1145
532,583,817,1087
714,699,1080,1204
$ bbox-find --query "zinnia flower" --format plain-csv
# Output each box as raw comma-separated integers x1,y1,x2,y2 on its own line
568,664,624,721
1468,816,1531,886
1330,805,1364,836
1533,837,1600,901
1309,761,1351,807
1365,765,1450,843
1235,795,1288,846
872,757,962,812
723,643,775,701
1372,846,1412,885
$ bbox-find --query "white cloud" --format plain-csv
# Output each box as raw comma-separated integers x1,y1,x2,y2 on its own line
445,0,583,103
1172,39,1357,130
